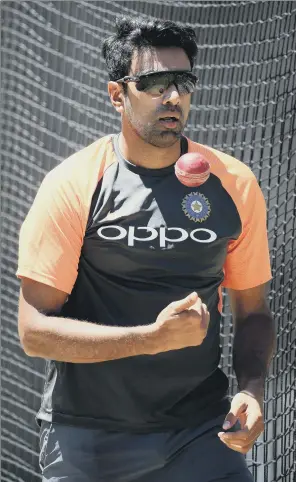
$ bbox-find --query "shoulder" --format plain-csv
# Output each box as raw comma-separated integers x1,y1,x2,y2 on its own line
187,139,260,205
41,135,118,210
46,134,117,185
187,138,255,181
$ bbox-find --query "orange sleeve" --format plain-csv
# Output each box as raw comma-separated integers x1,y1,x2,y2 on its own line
16,168,86,294
222,176,272,290
16,135,116,294
187,140,272,291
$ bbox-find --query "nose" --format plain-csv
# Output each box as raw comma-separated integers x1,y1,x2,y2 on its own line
162,83,180,106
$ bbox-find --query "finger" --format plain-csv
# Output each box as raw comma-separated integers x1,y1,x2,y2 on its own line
223,397,248,430
218,434,253,451
223,438,254,454
189,299,208,333
219,438,251,454
222,412,239,431
218,428,260,445
238,412,247,429
223,413,263,441
171,292,198,314
218,429,249,442
189,296,201,312
201,303,210,329
245,412,264,435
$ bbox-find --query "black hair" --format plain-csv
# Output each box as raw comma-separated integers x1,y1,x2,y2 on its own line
102,16,198,81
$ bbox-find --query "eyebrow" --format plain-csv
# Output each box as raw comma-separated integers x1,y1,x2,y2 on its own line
132,69,191,77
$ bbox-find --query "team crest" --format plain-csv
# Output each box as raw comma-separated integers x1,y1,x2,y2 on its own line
182,192,211,223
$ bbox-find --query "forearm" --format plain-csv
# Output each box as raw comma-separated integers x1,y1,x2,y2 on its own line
21,312,157,363
233,311,275,397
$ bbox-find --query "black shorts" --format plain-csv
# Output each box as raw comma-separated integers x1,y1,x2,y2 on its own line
40,414,253,482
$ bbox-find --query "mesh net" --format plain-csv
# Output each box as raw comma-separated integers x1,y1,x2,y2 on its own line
1,1,295,481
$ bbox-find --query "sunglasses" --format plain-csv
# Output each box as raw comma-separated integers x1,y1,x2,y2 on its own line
116,70,198,97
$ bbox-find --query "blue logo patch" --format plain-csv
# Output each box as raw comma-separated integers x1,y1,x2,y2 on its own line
182,192,211,223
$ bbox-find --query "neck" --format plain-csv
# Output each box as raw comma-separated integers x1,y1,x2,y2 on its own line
118,125,182,170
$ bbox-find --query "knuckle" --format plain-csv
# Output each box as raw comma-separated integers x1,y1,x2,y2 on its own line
233,443,246,453
235,447,244,454
228,443,243,453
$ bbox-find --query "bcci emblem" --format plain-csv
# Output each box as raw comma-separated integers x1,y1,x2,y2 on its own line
182,192,211,223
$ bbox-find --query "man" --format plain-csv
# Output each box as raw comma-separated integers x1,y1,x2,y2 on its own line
17,16,275,482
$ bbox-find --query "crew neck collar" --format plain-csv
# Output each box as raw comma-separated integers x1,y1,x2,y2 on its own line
112,133,188,177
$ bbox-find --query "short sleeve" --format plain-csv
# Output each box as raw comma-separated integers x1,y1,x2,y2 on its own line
17,169,85,294
223,177,272,290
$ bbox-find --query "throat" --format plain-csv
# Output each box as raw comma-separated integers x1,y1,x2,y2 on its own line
117,132,182,170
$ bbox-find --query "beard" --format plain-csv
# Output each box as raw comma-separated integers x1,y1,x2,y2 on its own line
125,102,185,148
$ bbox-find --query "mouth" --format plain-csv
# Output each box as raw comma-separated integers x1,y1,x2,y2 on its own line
158,116,180,128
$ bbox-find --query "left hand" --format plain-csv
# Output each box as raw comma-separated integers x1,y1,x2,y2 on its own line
218,391,264,454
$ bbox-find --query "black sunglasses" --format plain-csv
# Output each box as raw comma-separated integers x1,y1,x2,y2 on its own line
116,70,198,97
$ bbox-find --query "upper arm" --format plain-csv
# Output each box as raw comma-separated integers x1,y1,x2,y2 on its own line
16,163,87,347
20,277,68,313
18,278,69,350
17,166,86,294
223,176,272,291
228,282,271,323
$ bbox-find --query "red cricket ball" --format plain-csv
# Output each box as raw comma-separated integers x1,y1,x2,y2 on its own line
175,152,211,187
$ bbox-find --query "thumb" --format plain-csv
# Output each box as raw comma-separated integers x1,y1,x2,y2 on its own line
222,396,246,430
172,292,198,314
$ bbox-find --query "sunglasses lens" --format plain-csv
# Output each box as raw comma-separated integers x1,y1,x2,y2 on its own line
136,73,196,96
177,74,196,95
137,75,168,95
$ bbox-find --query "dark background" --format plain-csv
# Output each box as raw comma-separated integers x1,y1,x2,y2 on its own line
1,1,295,481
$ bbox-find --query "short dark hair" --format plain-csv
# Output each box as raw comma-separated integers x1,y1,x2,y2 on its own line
102,16,198,81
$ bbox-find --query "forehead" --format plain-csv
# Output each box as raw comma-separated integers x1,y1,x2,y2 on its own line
130,47,191,75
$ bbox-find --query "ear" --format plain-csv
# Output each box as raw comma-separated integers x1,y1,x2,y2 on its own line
108,81,125,114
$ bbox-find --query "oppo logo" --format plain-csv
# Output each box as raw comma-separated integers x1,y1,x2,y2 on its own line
97,225,217,247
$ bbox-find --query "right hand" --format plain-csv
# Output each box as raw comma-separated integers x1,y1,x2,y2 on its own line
152,292,210,353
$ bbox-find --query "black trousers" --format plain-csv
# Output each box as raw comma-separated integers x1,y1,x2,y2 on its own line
40,414,253,482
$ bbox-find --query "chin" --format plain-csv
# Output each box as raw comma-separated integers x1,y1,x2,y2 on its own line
153,132,182,148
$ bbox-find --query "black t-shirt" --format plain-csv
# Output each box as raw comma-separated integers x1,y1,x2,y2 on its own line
17,134,272,432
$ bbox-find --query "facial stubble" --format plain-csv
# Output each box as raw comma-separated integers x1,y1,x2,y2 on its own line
125,99,184,148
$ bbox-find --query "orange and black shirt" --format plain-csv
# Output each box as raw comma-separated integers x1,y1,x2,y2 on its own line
17,134,272,432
